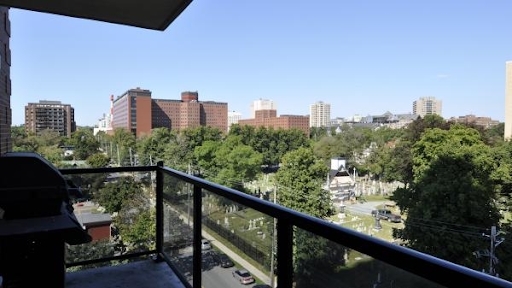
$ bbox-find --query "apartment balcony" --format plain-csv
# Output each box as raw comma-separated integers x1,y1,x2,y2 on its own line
2,162,512,288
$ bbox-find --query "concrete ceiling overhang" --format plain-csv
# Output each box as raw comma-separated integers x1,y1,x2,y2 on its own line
0,0,192,31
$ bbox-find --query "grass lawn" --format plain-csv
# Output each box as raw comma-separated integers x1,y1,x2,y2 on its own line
335,212,403,243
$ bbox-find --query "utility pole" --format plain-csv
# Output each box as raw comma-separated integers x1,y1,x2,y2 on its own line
476,226,505,277
487,226,504,277
116,144,121,166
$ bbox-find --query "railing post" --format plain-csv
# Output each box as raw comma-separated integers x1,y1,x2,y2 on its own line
193,185,202,288
155,161,164,261
277,219,293,288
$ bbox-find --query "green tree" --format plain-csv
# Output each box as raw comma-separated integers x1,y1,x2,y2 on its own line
194,135,262,190
111,128,136,166
38,128,64,147
392,125,502,273
275,147,332,217
214,135,263,189
275,147,343,288
86,153,111,168
137,127,176,165
70,128,100,160
385,115,450,187
483,122,504,146
96,177,143,213
230,125,308,166
65,240,115,270
116,204,156,252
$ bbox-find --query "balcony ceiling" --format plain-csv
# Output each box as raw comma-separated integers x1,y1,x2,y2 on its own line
0,0,192,31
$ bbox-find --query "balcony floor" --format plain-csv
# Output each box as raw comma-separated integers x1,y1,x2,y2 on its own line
66,259,186,288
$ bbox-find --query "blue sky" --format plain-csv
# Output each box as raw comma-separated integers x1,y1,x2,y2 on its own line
9,0,512,126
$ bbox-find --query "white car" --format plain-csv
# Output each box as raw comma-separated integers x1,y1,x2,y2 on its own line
232,269,255,285
201,239,211,250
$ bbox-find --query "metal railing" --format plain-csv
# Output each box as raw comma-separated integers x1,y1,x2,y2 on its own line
60,164,512,288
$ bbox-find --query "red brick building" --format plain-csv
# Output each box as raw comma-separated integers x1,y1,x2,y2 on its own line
0,7,10,154
113,89,228,137
112,88,153,138
24,101,76,137
238,109,310,136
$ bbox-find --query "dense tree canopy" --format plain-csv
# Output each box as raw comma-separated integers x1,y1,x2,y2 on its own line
392,125,502,273
86,152,111,168
70,128,100,160
194,135,263,190
96,177,144,213
229,125,308,166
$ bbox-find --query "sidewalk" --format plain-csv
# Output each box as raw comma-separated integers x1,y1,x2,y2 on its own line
202,229,271,285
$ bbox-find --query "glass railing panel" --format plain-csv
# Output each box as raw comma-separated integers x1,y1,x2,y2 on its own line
162,174,194,284
292,226,445,288
63,170,156,271
201,189,274,288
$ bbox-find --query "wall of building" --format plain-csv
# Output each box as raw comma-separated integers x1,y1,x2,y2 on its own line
24,101,76,137
505,62,512,140
135,95,152,137
238,110,309,136
0,7,11,154
201,102,228,133
86,224,111,242
112,94,130,131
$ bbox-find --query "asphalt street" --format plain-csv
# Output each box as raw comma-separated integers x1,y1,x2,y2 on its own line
344,200,388,216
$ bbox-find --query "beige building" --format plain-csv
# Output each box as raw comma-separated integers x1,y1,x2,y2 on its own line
309,101,331,128
413,96,442,118
227,111,242,132
505,61,512,140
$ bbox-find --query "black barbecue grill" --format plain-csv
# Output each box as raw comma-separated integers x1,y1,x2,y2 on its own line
0,152,92,288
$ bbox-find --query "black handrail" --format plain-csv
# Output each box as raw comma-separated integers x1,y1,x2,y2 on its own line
60,165,512,288
157,166,512,288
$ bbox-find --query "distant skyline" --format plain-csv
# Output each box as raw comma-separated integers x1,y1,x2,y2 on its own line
9,0,512,126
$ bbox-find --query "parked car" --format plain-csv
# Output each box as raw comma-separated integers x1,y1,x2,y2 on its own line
215,253,234,268
232,269,255,285
201,239,211,250
371,209,402,223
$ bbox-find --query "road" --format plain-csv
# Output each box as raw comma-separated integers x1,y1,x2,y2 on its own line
173,249,270,288
167,204,271,286
344,200,388,216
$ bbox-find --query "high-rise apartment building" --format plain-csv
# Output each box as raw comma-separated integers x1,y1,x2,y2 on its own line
309,101,331,128
505,62,512,140
112,89,228,137
228,111,242,131
25,100,76,137
412,97,442,118
250,99,276,118
0,8,10,154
